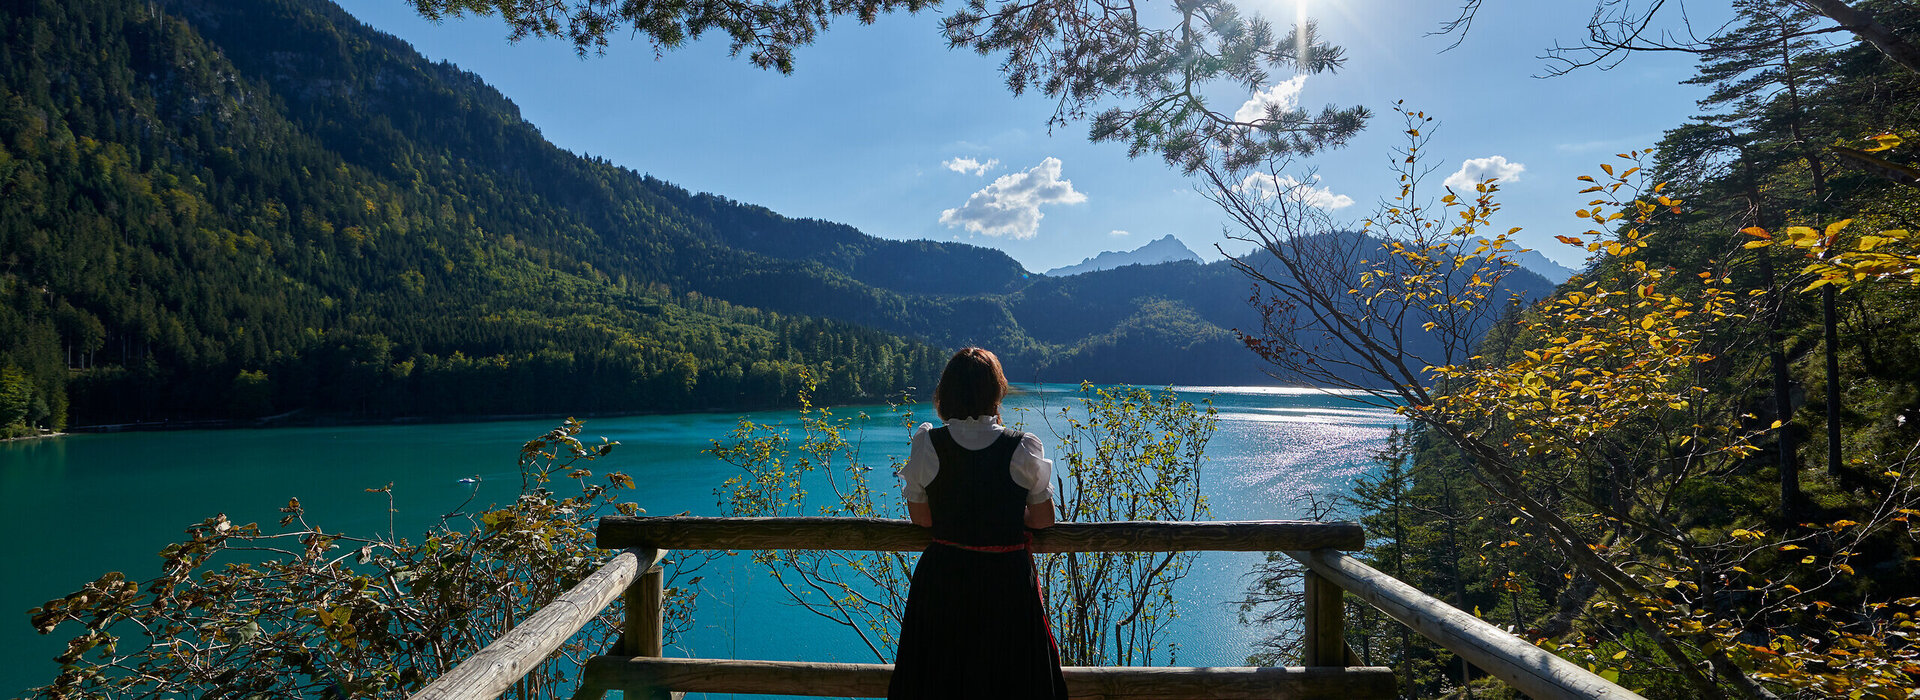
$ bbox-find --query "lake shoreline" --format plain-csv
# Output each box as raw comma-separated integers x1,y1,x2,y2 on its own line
0,431,65,443
64,406,793,435
3,384,1393,695
58,387,951,435
53,381,1320,436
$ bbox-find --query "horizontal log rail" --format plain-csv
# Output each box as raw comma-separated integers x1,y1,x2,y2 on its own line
597,515,1366,552
410,518,1645,700
411,548,665,700
1289,549,1648,700
578,656,1396,699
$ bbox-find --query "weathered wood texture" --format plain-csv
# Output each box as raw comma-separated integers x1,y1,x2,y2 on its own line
581,656,1397,699
623,563,665,657
1289,550,1647,700
410,548,662,700
1303,570,1346,667
569,644,683,700
598,516,1364,552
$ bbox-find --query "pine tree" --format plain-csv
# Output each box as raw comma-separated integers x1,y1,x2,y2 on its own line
1684,0,1848,485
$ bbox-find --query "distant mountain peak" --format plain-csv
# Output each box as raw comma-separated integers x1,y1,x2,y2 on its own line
1046,234,1202,277
1468,237,1578,284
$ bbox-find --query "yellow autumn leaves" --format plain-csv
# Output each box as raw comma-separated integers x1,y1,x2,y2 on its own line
1410,152,1751,461
1743,220,1919,291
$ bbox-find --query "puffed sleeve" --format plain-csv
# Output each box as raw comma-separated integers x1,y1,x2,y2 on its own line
1009,432,1056,505
900,422,938,503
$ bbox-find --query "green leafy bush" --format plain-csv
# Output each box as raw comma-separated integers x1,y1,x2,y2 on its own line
25,420,641,699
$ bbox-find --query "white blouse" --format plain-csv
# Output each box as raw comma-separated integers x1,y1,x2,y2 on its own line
899,416,1056,505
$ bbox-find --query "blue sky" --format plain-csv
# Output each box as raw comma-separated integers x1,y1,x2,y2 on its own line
332,0,1741,272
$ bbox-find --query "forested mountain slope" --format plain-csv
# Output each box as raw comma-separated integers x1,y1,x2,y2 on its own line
156,0,1034,321
0,0,953,427
0,0,1554,430
1305,2,1920,694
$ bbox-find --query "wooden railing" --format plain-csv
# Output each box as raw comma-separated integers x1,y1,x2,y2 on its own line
411,516,1645,700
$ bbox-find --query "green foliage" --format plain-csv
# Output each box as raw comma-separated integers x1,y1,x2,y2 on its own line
1340,428,1459,689
409,0,1369,171
1364,162,1920,698
0,0,1418,426
709,372,916,660
708,381,1216,666
0,0,955,425
1224,106,1555,395
231,369,274,418
0,362,30,434
1040,384,1216,666
411,0,940,70
24,419,649,698
1230,72,1920,697
3,0,1559,425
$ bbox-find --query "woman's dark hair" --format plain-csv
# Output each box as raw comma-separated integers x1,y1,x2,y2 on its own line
933,347,1009,420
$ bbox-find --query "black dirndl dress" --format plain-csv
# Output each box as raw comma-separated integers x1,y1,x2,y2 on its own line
888,426,1068,700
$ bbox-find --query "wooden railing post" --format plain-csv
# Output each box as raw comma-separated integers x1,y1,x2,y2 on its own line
416,547,656,700
623,550,665,657
570,548,666,700
612,548,671,700
1290,549,1646,699
1303,567,1347,667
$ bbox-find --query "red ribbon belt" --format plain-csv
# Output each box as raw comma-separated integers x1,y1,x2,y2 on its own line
928,532,1061,654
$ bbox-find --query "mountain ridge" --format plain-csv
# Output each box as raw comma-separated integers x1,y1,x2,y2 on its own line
1501,242,1579,283
0,0,955,424
1045,234,1203,276
0,0,1559,430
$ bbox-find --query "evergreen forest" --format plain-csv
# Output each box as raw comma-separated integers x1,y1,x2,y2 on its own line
1251,2,1920,696
14,0,1920,694
3,0,1505,433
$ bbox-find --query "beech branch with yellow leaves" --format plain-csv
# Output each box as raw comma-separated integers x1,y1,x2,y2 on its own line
1217,118,1918,698
1742,220,1919,292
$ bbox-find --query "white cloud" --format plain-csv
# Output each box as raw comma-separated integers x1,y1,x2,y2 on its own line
1236,173,1355,210
939,157,1087,239
1110,229,1131,237
1234,76,1308,124
1444,155,1526,191
942,157,999,176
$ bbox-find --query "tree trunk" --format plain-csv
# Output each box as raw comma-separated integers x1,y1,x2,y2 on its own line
1438,472,1473,696
1779,19,1841,479
1387,459,1418,699
1761,250,1802,512
1797,0,1920,76
1824,285,1843,477
1743,152,1802,514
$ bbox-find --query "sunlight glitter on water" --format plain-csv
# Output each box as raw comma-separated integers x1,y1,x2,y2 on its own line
1169,385,1387,398
1227,405,1402,420
1223,423,1396,499
1213,410,1393,425
1152,390,1402,667
1210,403,1401,503
0,384,1407,694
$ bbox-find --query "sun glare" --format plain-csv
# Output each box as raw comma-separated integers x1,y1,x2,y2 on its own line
1297,0,1310,66
1257,0,1384,73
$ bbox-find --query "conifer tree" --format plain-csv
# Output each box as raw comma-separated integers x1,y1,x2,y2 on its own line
1684,0,1848,479
409,0,1370,170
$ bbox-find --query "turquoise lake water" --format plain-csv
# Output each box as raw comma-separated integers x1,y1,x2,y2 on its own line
0,384,1400,697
